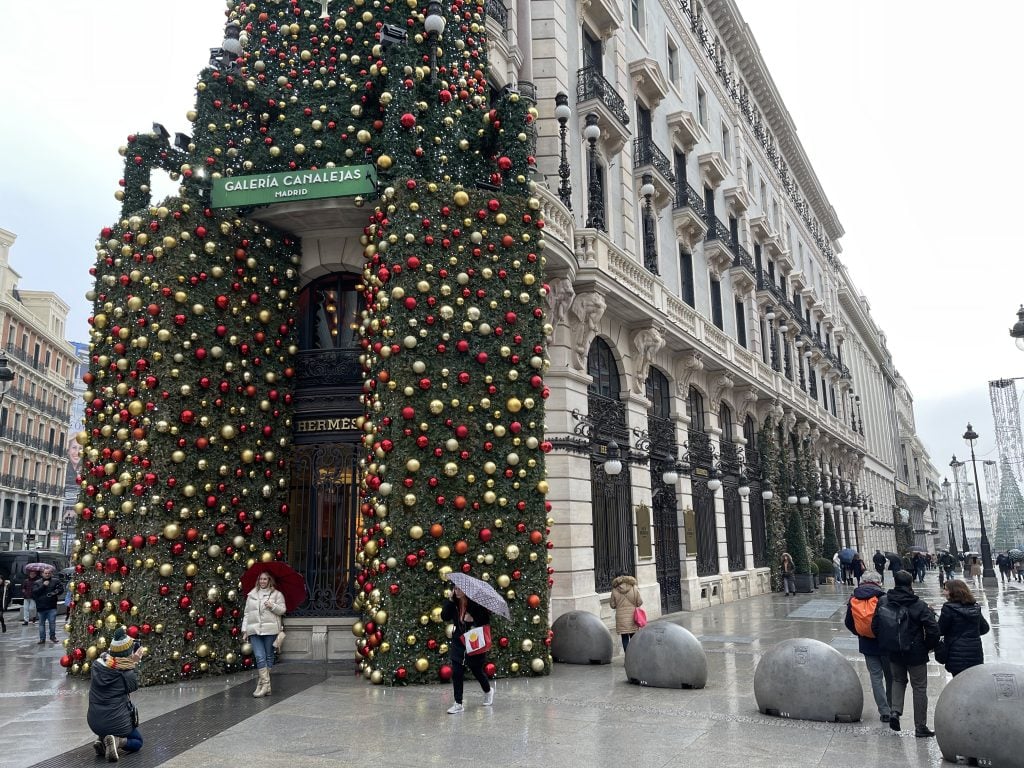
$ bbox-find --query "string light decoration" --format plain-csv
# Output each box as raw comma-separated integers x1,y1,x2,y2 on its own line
66,0,551,686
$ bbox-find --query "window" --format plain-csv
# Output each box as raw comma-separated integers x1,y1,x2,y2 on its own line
674,150,687,196
298,274,361,351
582,28,602,74
710,277,723,329
719,403,733,442
679,247,695,306
735,299,747,348
636,103,652,142
746,159,754,190
687,386,705,432
696,82,708,130
667,38,679,85
759,179,767,208
630,0,643,31
721,122,730,161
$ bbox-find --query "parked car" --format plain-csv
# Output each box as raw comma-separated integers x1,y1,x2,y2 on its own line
0,551,70,611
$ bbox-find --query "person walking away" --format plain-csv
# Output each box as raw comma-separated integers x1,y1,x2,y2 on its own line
887,554,901,585
32,571,62,644
1014,558,1024,583
609,572,643,651
844,571,892,722
871,570,939,737
938,579,989,677
441,585,493,713
88,626,145,761
912,552,926,583
832,552,843,586
969,557,983,589
872,550,887,581
21,572,38,625
241,570,286,698
995,552,1011,584
781,553,796,596
851,554,866,585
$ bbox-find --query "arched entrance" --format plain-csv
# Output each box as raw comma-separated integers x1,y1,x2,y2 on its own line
647,368,681,613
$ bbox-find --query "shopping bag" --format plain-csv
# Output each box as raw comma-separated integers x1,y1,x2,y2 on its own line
461,625,492,655
633,607,648,628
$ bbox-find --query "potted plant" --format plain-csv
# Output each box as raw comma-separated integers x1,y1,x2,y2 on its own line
815,558,835,584
785,508,814,593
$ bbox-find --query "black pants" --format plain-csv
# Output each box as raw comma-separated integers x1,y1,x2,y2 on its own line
450,643,490,704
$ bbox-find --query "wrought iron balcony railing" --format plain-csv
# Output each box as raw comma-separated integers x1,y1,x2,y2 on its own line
674,183,707,219
576,66,631,128
485,0,508,28
732,242,756,274
632,137,674,183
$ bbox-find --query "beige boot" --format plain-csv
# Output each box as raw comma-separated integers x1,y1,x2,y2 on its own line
262,667,272,696
252,668,269,697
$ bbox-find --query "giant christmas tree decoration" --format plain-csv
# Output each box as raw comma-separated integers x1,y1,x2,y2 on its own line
994,460,1024,551
67,0,550,685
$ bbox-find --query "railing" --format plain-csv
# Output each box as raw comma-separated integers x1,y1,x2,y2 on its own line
0,429,64,456
732,242,756,274
576,66,631,127
485,0,508,28
5,387,68,420
705,216,733,246
632,137,675,183
674,182,707,219
0,476,61,497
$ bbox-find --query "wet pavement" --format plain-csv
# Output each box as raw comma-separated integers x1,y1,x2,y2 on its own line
1,572,1022,768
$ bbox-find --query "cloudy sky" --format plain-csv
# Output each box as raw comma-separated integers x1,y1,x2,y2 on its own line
1,1,1021,500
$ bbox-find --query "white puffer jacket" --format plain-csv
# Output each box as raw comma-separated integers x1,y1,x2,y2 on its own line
242,587,286,637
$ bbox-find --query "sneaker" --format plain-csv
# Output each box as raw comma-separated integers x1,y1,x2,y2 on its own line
93,740,104,757
22,621,27,626
880,714,890,723
482,688,494,706
50,638,59,644
889,715,901,732
915,726,935,738
103,734,119,762
37,639,45,645
446,703,464,714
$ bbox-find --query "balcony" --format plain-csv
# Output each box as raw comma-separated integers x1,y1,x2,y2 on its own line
632,137,675,207
697,151,729,189
577,66,631,154
578,0,622,37
723,184,751,215
749,215,775,243
729,242,756,292
484,0,508,28
703,217,735,277
672,183,708,248
666,110,709,151
628,58,670,110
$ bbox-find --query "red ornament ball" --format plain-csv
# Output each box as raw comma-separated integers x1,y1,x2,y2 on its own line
438,664,453,681
400,113,416,129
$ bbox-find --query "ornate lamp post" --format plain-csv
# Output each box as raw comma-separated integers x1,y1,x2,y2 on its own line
583,113,604,231
424,1,446,83
0,353,13,437
950,455,970,553
963,423,996,583
554,92,572,209
640,172,658,274
765,307,779,372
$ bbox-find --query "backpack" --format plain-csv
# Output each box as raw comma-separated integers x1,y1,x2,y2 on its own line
849,595,878,638
874,597,913,654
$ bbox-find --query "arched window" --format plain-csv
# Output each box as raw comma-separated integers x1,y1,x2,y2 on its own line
743,414,757,447
687,386,705,433
297,274,361,351
719,402,733,443
587,338,619,397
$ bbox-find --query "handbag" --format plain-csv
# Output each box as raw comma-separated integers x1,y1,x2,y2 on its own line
633,606,648,628
934,639,949,664
461,625,492,656
121,675,140,728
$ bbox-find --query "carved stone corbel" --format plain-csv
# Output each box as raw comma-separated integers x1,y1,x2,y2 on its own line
569,291,607,370
631,326,665,394
674,350,704,398
546,276,575,332
708,371,734,412
782,409,797,436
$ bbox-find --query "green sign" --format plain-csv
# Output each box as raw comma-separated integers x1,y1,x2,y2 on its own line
211,165,376,208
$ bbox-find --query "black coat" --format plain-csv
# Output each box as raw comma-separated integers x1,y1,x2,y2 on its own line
939,602,989,675
32,578,63,612
871,586,939,666
441,597,491,645
872,552,887,571
87,656,139,737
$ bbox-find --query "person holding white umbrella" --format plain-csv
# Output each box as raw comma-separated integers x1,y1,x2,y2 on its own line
442,573,507,713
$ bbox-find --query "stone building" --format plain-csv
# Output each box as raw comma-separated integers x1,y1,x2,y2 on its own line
0,228,76,551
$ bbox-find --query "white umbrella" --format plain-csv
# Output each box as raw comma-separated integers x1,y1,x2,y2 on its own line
445,572,511,619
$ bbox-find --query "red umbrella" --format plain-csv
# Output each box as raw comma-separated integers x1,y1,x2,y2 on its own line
241,561,306,612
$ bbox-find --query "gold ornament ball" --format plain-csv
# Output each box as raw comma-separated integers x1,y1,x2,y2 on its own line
510,661,520,673
196,644,211,658
521,638,534,652
453,190,470,206
159,563,173,578
370,669,383,684
377,155,393,169
409,525,424,540
163,523,181,540
415,657,430,673
241,642,253,655
531,657,546,672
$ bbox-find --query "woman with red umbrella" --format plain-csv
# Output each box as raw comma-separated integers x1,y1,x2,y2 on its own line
241,570,287,698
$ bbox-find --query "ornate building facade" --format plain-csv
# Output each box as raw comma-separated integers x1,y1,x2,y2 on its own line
0,228,76,552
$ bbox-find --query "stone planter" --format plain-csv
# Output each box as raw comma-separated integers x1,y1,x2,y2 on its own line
794,573,815,593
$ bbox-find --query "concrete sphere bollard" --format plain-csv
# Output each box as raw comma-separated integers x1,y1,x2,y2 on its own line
551,611,613,665
935,662,1024,767
624,622,707,689
753,638,863,722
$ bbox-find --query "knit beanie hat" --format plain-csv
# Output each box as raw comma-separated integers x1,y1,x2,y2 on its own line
109,626,133,657
860,570,883,585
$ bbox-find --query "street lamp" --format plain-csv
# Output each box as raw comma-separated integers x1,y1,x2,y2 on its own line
1010,304,1024,351
949,455,970,553
554,92,573,210
584,113,604,230
0,352,13,436
424,1,446,82
640,172,658,274
963,423,996,583
27,486,38,549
